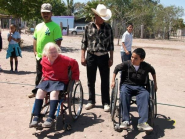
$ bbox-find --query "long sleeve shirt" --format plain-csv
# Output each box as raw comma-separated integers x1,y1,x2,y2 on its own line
41,54,79,84
81,22,114,52
114,60,156,86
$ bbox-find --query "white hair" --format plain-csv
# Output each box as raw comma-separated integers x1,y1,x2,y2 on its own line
42,42,61,57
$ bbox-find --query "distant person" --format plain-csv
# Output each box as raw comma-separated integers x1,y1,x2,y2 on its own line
111,48,157,131
6,24,22,72
30,42,79,128
120,23,133,62
81,4,114,112
28,3,62,98
0,29,2,70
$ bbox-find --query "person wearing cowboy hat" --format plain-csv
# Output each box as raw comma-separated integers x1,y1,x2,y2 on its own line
81,4,114,112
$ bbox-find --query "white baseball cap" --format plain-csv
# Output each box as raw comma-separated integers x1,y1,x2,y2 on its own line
41,3,52,12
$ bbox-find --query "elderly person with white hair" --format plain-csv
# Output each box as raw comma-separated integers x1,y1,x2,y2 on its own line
30,42,79,128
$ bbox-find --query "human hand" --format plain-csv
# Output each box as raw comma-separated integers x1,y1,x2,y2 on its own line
125,50,130,55
155,83,158,92
111,81,115,89
34,52,37,57
108,59,113,67
81,57,87,66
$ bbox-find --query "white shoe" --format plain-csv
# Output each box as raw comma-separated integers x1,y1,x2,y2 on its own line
120,121,130,129
104,104,110,112
137,122,153,131
85,103,95,110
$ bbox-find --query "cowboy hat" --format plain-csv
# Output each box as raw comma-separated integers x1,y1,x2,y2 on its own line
91,4,112,21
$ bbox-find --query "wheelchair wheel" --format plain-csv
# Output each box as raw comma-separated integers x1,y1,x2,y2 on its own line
111,78,118,121
148,100,154,127
149,80,157,118
68,80,83,120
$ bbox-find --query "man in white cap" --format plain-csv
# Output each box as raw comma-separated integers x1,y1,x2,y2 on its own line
81,4,114,112
28,3,62,98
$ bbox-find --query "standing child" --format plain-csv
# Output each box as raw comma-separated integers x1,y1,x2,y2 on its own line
0,28,2,70
120,23,133,62
6,24,22,72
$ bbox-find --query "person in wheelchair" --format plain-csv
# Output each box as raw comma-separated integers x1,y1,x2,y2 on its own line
30,42,79,128
111,48,157,131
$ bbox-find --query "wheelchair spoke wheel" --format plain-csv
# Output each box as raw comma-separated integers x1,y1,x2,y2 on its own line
68,81,83,120
148,100,154,127
150,80,157,118
111,78,118,121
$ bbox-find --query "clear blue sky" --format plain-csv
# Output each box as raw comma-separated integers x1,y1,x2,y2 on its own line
63,0,185,20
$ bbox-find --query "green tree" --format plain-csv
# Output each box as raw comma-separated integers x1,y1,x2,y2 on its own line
0,0,67,20
65,0,74,16
81,0,104,22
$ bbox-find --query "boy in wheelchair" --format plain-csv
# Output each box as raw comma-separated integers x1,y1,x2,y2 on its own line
30,42,79,128
111,48,157,131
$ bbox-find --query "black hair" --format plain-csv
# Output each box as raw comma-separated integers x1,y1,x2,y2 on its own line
133,48,146,59
127,23,133,28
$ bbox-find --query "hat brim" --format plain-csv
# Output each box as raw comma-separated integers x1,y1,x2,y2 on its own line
41,10,51,12
91,8,112,21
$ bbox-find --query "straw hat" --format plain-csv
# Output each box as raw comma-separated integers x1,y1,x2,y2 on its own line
91,4,112,21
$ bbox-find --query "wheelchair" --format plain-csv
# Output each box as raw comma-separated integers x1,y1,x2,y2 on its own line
110,76,157,133
29,68,84,131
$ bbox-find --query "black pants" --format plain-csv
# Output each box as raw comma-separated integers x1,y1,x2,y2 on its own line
35,59,42,86
86,52,110,106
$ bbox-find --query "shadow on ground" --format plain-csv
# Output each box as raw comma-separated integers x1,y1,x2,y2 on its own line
2,69,36,75
122,113,175,139
21,45,33,52
61,46,79,53
33,112,104,139
20,45,79,53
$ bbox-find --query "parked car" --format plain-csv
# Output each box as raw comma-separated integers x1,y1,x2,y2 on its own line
69,26,85,35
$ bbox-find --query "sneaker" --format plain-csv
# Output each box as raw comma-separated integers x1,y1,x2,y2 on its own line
137,122,153,131
120,121,130,129
43,117,54,128
85,103,95,110
104,104,110,112
30,116,39,127
28,93,35,98
15,69,18,73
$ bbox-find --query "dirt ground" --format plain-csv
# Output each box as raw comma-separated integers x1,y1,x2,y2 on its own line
0,29,185,139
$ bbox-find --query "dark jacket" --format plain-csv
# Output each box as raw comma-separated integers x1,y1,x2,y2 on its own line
113,60,155,86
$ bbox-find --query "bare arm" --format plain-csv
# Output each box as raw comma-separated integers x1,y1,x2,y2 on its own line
81,49,87,66
8,33,12,42
111,73,117,89
56,40,62,47
33,39,37,56
122,42,129,55
152,74,157,92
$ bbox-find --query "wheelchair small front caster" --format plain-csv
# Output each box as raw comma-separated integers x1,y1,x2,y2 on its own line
114,124,123,132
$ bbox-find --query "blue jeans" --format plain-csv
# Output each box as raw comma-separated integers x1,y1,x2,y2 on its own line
120,84,149,124
121,51,131,62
